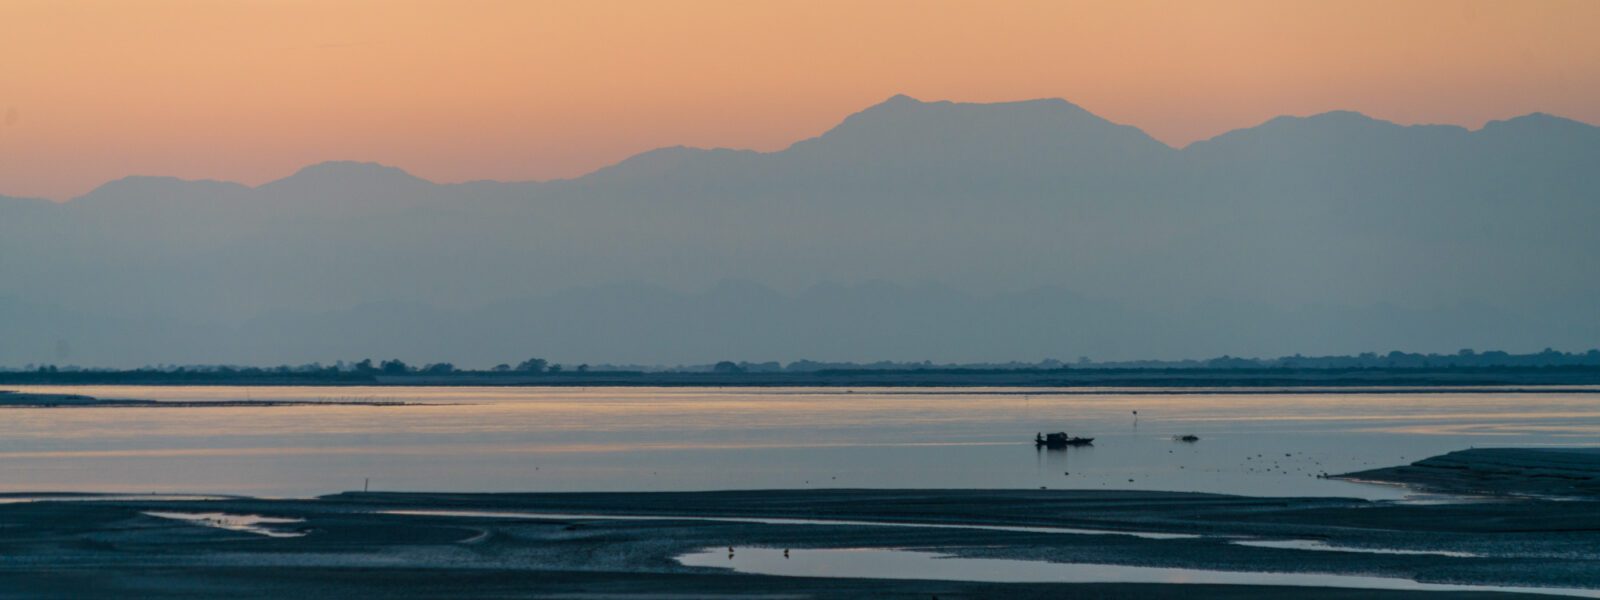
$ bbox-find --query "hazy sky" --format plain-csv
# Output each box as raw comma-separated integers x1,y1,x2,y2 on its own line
2,0,1598,200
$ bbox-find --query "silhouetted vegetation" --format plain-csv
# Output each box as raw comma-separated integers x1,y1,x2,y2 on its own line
1,348,1597,387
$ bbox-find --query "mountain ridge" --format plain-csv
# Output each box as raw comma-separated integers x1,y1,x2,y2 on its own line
4,95,1598,366
38,95,1598,203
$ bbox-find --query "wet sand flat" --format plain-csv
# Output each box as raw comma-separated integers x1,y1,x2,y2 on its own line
1,483,1596,599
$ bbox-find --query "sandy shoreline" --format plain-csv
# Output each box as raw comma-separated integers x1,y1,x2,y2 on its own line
1,449,1596,598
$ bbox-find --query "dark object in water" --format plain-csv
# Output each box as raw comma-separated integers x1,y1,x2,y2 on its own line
1035,432,1094,448
1175,434,1200,442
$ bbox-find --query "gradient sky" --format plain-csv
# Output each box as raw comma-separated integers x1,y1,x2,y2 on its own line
2,0,1598,200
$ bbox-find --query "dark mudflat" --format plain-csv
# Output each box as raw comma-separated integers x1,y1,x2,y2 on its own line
1340,448,1600,498
2,483,1596,599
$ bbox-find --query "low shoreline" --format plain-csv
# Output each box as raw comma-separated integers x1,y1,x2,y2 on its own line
0,390,410,408
1,449,1597,598
1339,448,1600,498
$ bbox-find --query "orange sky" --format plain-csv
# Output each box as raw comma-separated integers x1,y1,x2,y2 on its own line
2,0,1598,200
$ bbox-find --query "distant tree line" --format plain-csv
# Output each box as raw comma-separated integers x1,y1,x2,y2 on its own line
678,348,1600,373
3,349,1598,381
0,356,588,381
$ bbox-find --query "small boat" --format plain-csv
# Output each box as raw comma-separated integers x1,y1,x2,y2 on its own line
1175,434,1200,442
1035,432,1094,448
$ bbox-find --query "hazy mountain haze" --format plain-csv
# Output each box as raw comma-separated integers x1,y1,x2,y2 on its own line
2,96,1597,367
8,1,1600,201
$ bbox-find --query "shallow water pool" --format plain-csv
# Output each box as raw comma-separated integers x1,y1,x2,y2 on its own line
680,547,1600,598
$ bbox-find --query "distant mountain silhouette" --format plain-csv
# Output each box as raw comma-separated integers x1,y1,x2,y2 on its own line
587,95,1174,198
257,161,435,206
2,96,1596,366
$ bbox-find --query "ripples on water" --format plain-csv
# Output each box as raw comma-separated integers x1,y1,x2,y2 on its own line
1,385,1597,497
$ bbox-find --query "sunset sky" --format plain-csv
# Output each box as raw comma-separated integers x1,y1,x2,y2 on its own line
2,0,1598,200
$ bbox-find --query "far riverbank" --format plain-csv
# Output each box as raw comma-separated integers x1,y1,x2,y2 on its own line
4,365,1600,388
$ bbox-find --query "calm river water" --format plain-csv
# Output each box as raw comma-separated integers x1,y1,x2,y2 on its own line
3,386,1597,498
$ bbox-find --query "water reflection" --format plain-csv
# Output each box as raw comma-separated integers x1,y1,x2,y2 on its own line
0,386,1596,497
680,547,1600,598
1230,539,1482,558
143,511,306,538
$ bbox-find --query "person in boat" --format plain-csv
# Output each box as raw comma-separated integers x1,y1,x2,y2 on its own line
1036,431,1094,447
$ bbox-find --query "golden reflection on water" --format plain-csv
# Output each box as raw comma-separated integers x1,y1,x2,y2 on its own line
7,386,1600,440
3,385,1597,496
0,439,1025,460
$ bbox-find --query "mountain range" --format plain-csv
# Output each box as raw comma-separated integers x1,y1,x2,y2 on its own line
2,95,1596,366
